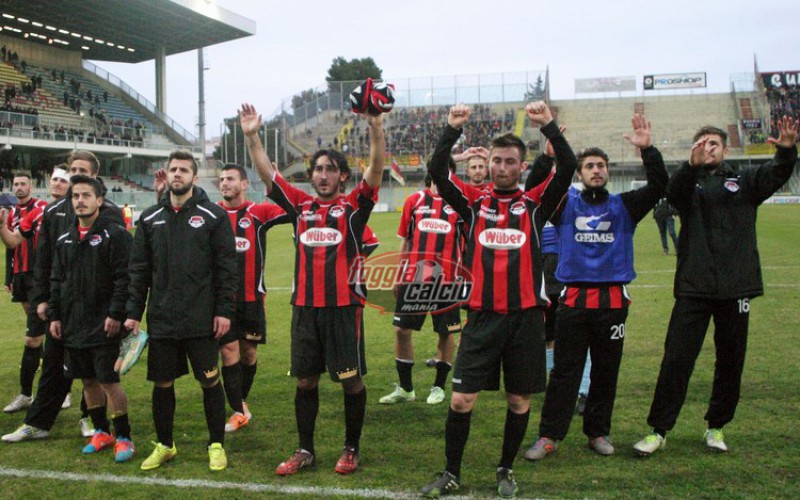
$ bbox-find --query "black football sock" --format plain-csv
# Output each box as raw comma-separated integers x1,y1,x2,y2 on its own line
111,413,131,440
221,364,244,414
445,408,471,478
241,361,257,401
653,428,667,438
343,387,367,452
20,345,42,397
295,386,319,454
80,391,89,418
88,405,110,434
396,359,414,392
203,383,226,446
152,386,175,447
499,408,530,469
433,361,452,389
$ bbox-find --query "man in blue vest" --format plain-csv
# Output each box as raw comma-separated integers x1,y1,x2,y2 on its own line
525,114,667,460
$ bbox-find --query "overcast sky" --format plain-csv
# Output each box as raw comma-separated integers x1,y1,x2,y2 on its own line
97,0,798,139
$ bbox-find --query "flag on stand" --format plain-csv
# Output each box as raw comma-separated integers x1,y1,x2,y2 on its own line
389,157,405,186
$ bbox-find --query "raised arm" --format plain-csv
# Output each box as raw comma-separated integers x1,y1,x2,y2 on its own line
620,114,668,222
362,113,385,188
239,103,276,193
530,102,576,220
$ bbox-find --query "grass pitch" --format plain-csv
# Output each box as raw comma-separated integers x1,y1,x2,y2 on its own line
0,206,798,499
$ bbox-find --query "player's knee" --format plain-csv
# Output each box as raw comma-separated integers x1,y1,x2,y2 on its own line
450,392,476,412
220,343,240,365
154,381,174,389
296,376,319,390
239,342,257,364
342,377,364,394
506,393,530,413
25,335,43,348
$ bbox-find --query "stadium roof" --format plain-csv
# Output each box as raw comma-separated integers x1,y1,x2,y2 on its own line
0,0,256,64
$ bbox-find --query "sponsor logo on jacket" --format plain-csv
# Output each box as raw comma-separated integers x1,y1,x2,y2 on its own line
300,227,342,246
89,234,103,246
188,215,205,228
478,228,526,249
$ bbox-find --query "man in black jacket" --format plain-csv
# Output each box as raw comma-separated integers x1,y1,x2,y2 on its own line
49,175,134,463
125,150,237,471
634,116,798,456
2,151,124,443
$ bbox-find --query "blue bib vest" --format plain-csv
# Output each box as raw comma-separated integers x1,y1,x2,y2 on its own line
555,191,636,283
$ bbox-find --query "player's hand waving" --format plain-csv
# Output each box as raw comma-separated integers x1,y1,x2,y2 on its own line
623,113,652,149
767,115,799,148
238,103,262,137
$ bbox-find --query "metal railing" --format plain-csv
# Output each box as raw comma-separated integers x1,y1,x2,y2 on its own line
268,71,547,129
82,60,197,144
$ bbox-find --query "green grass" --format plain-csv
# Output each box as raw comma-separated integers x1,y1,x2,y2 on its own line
1,207,799,499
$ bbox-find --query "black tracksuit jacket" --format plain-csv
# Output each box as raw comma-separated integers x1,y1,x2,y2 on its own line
667,144,797,299
48,214,132,348
126,187,237,339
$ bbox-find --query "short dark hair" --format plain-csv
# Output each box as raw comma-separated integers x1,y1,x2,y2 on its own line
307,149,351,181
693,126,728,147
424,156,456,187
12,170,32,180
577,147,609,171
69,174,102,197
490,133,527,163
168,149,198,175
221,163,248,181
67,150,100,175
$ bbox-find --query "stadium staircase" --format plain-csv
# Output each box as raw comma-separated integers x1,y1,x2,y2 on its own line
0,62,83,129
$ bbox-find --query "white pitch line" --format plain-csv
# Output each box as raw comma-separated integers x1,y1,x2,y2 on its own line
0,466,565,500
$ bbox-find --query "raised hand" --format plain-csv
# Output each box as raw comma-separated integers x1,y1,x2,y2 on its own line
525,101,553,126
623,113,652,149
689,136,709,168
238,103,262,137
767,115,799,148
448,105,471,130
152,168,167,198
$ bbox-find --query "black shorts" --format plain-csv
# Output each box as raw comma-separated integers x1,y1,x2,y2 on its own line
219,301,267,346
392,303,462,335
451,308,546,395
290,305,367,383
11,272,32,303
147,337,220,384
65,344,120,384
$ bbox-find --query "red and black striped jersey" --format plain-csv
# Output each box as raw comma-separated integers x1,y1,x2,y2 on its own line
397,189,464,282
438,172,552,313
269,174,378,307
219,200,289,303
560,285,631,309
6,197,47,274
